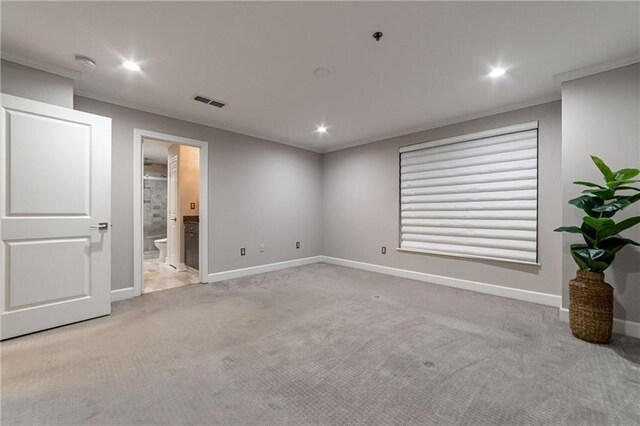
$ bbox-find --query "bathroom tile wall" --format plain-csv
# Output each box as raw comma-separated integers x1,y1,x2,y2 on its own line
144,162,167,253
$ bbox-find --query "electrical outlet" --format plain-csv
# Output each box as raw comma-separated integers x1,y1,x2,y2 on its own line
240,248,246,256
381,246,386,254
296,242,300,249
190,202,196,210
259,244,264,252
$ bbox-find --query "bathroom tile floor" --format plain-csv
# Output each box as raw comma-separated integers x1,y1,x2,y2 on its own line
143,259,200,293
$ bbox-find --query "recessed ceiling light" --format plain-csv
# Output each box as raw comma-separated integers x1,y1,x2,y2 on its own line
316,125,328,134
122,60,142,72
488,67,506,78
75,55,96,69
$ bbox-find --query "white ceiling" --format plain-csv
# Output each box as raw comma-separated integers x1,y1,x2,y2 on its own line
2,2,638,152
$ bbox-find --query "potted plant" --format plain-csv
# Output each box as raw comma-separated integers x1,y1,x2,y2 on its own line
555,156,640,343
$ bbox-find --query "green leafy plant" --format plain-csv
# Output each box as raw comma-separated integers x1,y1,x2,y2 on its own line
555,156,640,272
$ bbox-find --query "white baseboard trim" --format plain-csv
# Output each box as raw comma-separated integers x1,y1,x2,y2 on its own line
558,307,569,322
134,254,563,309
111,287,135,302
559,307,640,339
321,256,561,307
207,256,324,283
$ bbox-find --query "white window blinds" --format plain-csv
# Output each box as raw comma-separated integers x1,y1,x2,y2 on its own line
399,122,538,265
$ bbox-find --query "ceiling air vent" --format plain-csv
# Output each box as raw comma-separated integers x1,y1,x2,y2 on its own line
193,94,227,108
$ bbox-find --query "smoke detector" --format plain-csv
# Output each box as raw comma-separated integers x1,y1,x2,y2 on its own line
314,68,331,78
75,55,96,68
193,94,227,108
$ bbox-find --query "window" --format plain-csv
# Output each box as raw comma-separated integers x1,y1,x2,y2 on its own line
399,122,538,264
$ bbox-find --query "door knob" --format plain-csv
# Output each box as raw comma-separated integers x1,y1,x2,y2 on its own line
170,218,177,222
89,222,109,230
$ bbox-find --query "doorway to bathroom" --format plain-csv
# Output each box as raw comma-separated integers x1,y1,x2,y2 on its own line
133,130,209,297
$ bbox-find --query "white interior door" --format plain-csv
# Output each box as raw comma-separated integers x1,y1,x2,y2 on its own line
168,154,179,267
0,94,111,340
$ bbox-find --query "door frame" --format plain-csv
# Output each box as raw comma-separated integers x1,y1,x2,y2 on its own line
133,129,209,297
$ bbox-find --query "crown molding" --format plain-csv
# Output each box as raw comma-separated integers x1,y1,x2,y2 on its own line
1,52,83,86
320,93,561,153
554,55,640,87
6,51,595,155
74,90,323,154
0,53,321,153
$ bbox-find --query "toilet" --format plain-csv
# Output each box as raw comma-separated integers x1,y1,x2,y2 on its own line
154,238,167,264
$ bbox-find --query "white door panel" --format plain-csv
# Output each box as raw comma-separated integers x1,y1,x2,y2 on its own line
7,110,91,215
1,94,111,340
6,238,90,309
168,154,179,267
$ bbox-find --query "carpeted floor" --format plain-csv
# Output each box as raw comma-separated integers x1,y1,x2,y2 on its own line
2,263,639,425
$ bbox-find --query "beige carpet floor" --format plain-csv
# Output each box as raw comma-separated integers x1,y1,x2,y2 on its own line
2,263,639,425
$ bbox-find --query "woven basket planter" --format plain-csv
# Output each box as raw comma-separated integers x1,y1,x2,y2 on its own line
568,270,613,343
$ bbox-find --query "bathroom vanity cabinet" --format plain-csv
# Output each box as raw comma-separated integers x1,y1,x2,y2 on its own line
184,218,199,270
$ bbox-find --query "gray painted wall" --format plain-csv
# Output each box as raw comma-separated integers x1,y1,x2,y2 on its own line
5,58,637,323
74,97,323,290
561,64,640,323
1,59,323,291
1,60,74,108
323,101,563,297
